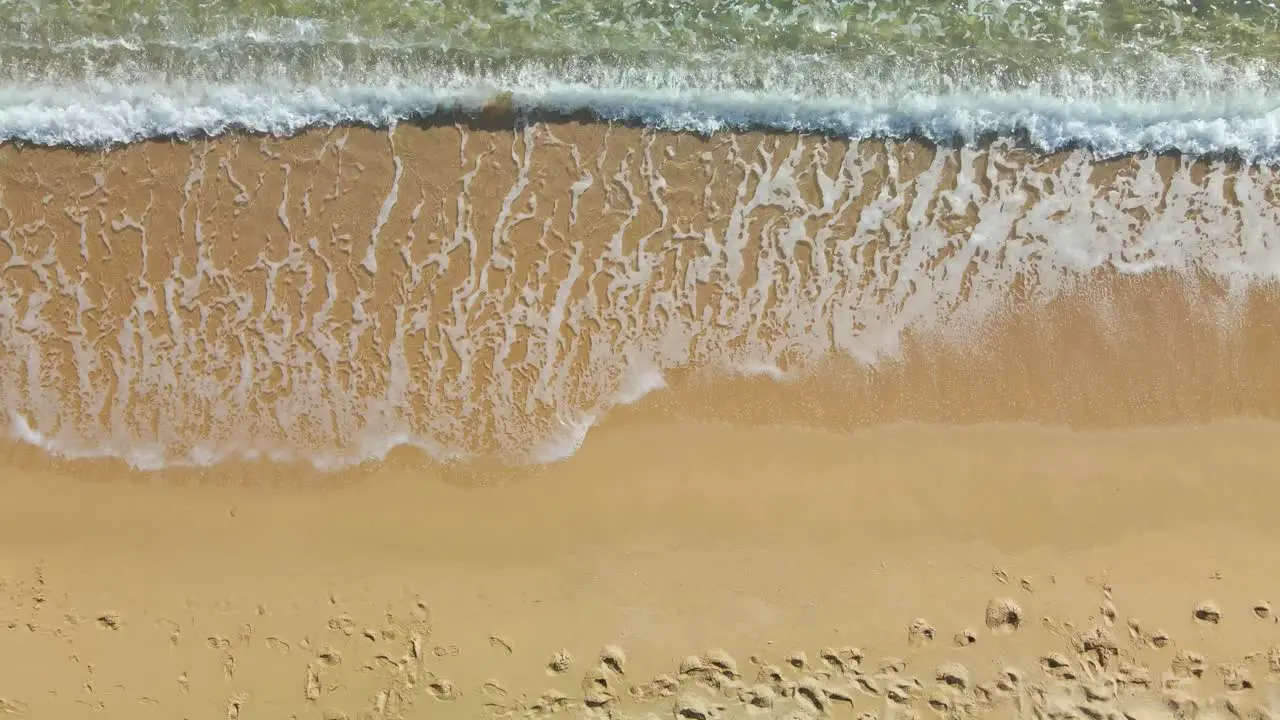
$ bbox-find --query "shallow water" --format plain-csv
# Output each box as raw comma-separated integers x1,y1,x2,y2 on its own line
1,129,1277,468
0,0,1275,155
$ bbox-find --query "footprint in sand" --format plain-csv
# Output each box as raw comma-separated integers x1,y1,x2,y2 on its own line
1193,601,1222,625
878,656,907,674
852,673,881,697
1172,650,1207,679
327,614,355,636
825,681,856,709
95,612,121,630
1148,629,1171,648
427,677,458,701
928,693,956,714
581,668,617,708
703,649,741,680
600,644,626,675
482,680,508,698
954,629,978,647
985,598,1023,633
410,600,431,625
629,674,680,702
755,663,785,686
1253,603,1272,621
225,692,247,720
795,676,829,714
743,684,775,709
673,693,722,720
820,646,863,673
316,647,341,666
993,667,1024,694
1100,600,1117,625
156,618,181,642
908,618,935,645
529,689,572,716
1040,653,1077,680
304,668,320,701
1080,625,1120,666
935,663,970,690
546,649,574,675
1219,664,1253,691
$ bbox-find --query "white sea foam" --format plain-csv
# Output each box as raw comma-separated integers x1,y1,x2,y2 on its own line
0,79,1276,161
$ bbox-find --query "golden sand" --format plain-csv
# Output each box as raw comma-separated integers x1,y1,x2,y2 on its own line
1,123,1280,718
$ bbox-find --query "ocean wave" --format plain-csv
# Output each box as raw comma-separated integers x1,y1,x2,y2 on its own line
0,80,1278,161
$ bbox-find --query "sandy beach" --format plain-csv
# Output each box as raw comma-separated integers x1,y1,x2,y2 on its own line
3,123,1280,719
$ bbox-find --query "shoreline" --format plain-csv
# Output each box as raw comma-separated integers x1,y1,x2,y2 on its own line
7,264,1280,473
1,115,1272,170
0,88,1278,163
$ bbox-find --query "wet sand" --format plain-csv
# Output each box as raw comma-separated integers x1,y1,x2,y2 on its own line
4,123,1278,464
2,123,1280,718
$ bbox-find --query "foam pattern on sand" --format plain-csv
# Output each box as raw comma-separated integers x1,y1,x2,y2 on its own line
1,126,1279,468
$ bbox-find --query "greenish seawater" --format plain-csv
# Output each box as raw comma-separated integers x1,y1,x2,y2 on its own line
0,0,1274,153
0,0,1276,87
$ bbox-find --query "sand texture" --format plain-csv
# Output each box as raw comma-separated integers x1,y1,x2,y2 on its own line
1,122,1280,719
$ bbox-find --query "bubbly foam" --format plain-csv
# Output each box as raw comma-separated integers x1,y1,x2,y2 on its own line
0,79,1278,162
1,0,1276,158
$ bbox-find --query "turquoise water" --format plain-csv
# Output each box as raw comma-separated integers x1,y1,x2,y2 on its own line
0,0,1276,156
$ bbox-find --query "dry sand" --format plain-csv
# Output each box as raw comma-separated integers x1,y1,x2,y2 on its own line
1,123,1280,719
